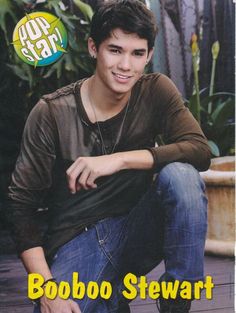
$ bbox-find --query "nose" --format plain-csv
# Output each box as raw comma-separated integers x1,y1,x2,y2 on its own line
117,54,131,71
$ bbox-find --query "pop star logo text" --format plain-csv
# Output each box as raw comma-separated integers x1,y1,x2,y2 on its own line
12,12,68,67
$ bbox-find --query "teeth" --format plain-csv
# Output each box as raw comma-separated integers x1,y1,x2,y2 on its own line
115,73,130,79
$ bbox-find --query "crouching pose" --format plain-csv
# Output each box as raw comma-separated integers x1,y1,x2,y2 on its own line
6,1,210,312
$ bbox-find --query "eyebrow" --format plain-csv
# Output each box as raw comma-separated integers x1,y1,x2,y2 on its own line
108,44,147,53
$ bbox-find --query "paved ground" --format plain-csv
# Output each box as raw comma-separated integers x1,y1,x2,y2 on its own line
0,253,234,313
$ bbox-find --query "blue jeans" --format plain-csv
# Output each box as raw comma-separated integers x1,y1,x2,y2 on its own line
33,162,207,313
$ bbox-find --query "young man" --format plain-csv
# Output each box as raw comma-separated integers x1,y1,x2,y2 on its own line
6,1,211,312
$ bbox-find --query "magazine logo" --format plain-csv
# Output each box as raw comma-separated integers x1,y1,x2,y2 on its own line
12,12,68,67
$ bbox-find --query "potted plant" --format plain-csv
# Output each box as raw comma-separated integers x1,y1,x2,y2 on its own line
186,35,235,256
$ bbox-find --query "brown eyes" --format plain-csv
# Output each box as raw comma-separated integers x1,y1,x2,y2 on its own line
134,51,145,57
109,49,145,57
110,49,120,54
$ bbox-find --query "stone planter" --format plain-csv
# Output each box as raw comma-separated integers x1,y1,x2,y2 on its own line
200,156,235,257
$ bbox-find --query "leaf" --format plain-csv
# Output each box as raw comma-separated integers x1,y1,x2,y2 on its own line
208,140,220,157
56,58,63,79
6,64,29,81
69,32,88,52
187,93,198,120
46,1,77,29
187,93,205,120
64,53,76,72
199,87,209,96
0,0,17,44
73,0,94,21
212,97,234,127
212,123,234,156
200,92,234,109
43,58,63,79
74,55,92,74
214,98,234,126
24,63,34,88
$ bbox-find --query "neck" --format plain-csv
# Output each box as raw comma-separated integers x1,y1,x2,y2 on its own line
89,75,131,113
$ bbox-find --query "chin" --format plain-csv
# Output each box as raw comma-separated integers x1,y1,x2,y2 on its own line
110,80,137,94
111,85,132,95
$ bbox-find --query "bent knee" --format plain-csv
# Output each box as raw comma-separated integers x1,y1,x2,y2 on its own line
157,162,205,191
155,162,207,225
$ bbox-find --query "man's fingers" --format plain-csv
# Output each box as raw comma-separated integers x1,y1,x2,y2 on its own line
77,168,90,190
66,158,81,175
66,156,105,192
69,299,81,313
86,172,98,188
66,162,84,193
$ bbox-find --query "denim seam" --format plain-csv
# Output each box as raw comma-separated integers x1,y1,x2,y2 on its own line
82,258,112,312
95,222,111,244
99,240,120,274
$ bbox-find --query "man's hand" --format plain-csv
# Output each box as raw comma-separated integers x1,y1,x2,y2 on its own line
66,154,123,193
40,295,81,313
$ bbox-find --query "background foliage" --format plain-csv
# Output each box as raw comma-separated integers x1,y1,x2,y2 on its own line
187,37,234,157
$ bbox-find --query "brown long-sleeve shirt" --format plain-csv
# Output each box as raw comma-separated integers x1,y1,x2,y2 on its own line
6,73,211,261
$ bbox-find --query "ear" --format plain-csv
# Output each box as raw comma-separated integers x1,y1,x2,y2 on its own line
88,37,98,58
146,48,154,64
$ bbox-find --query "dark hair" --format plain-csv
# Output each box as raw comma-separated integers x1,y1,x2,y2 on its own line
90,0,158,52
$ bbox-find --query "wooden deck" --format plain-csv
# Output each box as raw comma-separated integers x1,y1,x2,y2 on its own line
0,254,234,313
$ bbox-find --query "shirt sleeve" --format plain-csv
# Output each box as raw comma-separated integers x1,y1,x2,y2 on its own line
5,99,57,255
148,74,211,172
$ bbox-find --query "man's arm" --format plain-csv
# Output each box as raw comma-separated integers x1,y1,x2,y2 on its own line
21,247,52,280
147,74,212,171
21,247,81,313
66,75,212,193
6,100,80,313
66,150,154,193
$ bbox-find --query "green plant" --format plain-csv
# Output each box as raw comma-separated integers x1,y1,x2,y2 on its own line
0,0,95,102
186,35,235,157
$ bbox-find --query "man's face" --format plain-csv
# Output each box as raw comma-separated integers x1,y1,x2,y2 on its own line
89,28,153,95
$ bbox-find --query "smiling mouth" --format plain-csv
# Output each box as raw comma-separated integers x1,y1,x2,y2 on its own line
112,72,132,80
